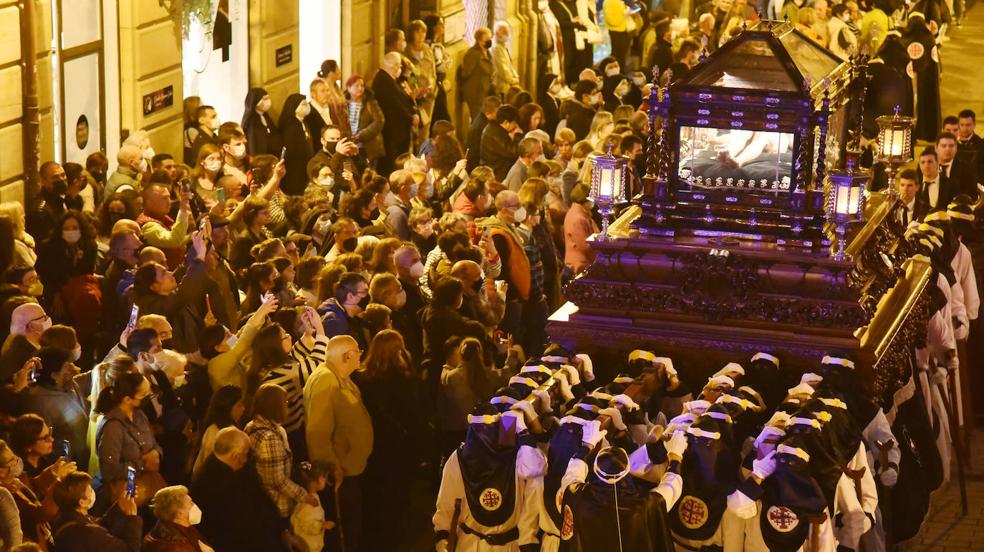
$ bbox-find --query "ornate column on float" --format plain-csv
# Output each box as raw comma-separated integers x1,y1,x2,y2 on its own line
548,22,933,404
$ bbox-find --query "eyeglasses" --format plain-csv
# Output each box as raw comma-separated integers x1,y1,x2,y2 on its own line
30,314,50,323
36,433,53,442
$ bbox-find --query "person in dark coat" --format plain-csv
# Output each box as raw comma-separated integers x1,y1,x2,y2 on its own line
278,93,315,196
480,104,523,181
190,427,294,552
647,19,674,78
241,88,281,157
466,96,502,172
537,74,563,138
372,52,417,175
903,13,941,142
50,471,142,552
551,0,586,84
562,80,601,141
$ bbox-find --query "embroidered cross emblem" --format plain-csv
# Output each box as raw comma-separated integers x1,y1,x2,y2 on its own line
479,488,502,511
767,506,800,532
678,496,708,529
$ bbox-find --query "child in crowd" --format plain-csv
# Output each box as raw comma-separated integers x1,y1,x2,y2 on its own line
290,461,337,552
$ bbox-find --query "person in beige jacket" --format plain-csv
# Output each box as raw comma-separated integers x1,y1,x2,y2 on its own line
491,21,521,96
303,335,372,552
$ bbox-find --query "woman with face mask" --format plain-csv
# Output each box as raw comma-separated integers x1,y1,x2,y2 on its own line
144,485,213,552
93,367,162,504
50,471,142,551
191,144,226,210
241,87,282,157
278,94,315,196
1,435,77,550
245,309,328,455
34,210,98,307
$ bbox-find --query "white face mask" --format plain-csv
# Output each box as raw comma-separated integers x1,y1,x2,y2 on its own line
605,66,620,77
231,144,247,159
394,289,407,309
257,98,272,112
513,206,527,223
631,75,647,87
72,345,82,362
297,103,311,118
80,486,96,511
143,147,156,161
538,0,548,9
188,502,203,525
316,218,332,235
209,117,221,130
409,261,425,279
62,229,82,244
137,159,149,173
318,176,333,187
204,159,222,172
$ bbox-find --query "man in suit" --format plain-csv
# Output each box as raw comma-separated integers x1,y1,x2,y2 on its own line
480,104,523,180
491,21,521,96
897,167,927,225
917,146,958,213
460,27,496,124
957,109,984,185
372,52,416,175
936,132,979,200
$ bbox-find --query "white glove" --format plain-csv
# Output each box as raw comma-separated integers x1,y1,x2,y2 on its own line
600,407,626,431
561,364,581,387
502,410,527,434
575,353,594,381
533,388,553,414
555,370,575,401
879,466,898,487
714,362,745,379
752,450,778,479
664,430,688,459
707,375,735,389
946,354,959,373
654,356,676,376
800,372,823,386
581,419,607,447
512,399,538,421
436,539,449,552
611,394,640,411
753,426,785,452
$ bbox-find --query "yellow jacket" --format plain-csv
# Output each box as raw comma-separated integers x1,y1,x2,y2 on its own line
604,0,628,32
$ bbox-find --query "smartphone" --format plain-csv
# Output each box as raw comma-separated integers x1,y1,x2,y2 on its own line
126,466,137,497
62,440,71,459
181,179,191,194
205,293,213,315
280,146,287,159
126,305,140,331
28,358,39,383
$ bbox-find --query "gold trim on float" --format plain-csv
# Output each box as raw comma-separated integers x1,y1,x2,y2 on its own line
857,256,932,359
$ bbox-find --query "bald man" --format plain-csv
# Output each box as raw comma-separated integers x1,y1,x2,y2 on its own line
191,427,299,552
452,259,503,329
9,302,49,348
106,144,147,197
303,334,372,551
372,50,416,174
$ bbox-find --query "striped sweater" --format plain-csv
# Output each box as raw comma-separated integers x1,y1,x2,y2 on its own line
263,335,329,434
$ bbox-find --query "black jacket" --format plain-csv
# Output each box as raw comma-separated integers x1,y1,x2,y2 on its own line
190,455,289,552
480,122,520,181
467,113,492,171
241,87,281,157
372,69,416,168
52,507,142,552
278,93,315,196
562,100,596,142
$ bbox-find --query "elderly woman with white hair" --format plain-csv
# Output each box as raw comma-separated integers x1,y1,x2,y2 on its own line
144,485,214,552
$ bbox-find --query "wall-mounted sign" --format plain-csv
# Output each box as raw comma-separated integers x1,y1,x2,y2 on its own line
276,44,293,67
142,85,174,116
